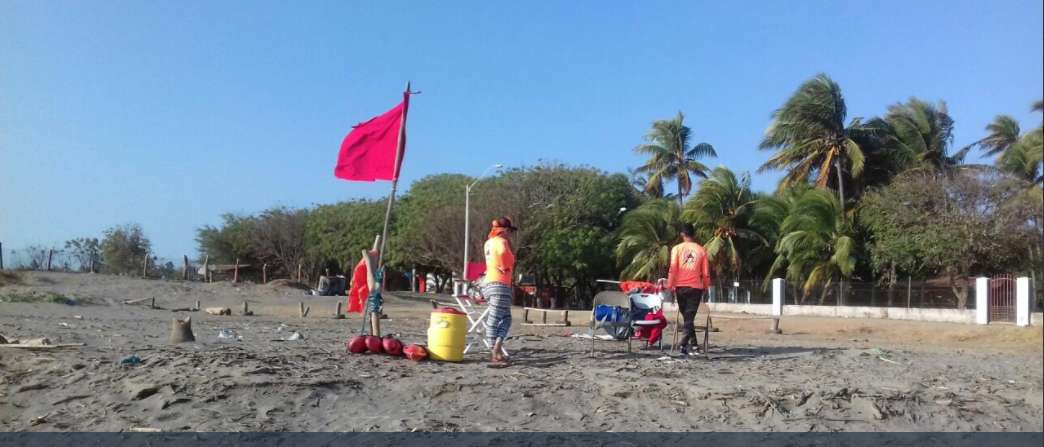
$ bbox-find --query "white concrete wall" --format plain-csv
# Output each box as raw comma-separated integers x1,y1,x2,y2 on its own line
707,302,976,324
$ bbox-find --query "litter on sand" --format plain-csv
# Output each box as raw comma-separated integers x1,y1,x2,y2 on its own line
569,334,615,340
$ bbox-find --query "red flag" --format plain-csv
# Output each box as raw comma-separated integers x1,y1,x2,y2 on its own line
465,262,487,281
334,92,409,182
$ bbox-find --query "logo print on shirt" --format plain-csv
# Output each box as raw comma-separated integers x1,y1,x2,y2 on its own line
682,250,699,270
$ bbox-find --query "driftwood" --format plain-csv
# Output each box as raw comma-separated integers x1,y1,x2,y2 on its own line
123,298,153,305
205,307,232,316
0,343,86,350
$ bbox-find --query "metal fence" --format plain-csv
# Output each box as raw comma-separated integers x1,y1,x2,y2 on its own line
705,279,982,310
1,247,199,280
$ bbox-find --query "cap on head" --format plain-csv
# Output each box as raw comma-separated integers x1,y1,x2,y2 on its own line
494,217,518,231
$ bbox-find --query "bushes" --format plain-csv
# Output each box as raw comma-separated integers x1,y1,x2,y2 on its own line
101,224,152,275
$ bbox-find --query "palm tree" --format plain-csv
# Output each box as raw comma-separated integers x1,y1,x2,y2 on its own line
875,98,971,176
682,167,770,282
766,189,856,304
634,112,717,205
627,169,675,202
615,199,682,281
976,115,1022,159
759,74,868,223
997,140,1043,199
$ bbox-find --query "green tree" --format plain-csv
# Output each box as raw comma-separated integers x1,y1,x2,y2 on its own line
767,189,856,303
859,172,1042,307
976,115,1022,159
633,111,716,204
616,199,682,282
875,98,971,176
305,199,386,275
101,223,151,274
628,168,674,202
682,167,771,282
64,237,101,272
392,174,471,285
195,213,257,264
249,207,314,278
759,74,869,222
997,140,1043,199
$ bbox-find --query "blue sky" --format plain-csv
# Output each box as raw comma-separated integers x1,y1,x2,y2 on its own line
2,0,1042,258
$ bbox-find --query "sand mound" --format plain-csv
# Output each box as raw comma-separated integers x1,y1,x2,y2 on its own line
264,279,311,291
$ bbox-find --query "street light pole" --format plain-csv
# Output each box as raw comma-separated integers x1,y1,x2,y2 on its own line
463,164,502,288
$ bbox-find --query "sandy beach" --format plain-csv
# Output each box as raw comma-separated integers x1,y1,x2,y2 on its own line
1,271,1041,432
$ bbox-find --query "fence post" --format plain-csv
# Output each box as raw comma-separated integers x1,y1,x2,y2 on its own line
183,255,189,280
47,250,53,271
1016,277,1030,327
975,277,989,325
906,277,912,309
772,278,784,317
0,242,4,269
298,264,302,282
263,263,268,284
233,258,240,283
142,253,148,278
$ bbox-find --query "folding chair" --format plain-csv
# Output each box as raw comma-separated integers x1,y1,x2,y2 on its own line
588,292,668,355
452,291,509,357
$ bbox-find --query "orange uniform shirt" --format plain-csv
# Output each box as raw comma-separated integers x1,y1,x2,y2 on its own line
667,241,710,290
484,236,515,285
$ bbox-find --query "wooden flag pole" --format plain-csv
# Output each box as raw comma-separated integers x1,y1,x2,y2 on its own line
376,81,410,271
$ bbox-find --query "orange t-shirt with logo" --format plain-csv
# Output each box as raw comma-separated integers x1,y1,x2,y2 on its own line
484,236,515,285
667,241,710,290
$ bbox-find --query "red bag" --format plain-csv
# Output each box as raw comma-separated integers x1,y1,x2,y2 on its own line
403,344,428,361
382,336,404,356
346,336,368,354
633,310,667,345
364,335,383,353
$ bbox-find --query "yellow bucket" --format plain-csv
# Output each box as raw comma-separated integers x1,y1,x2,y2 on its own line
427,308,467,362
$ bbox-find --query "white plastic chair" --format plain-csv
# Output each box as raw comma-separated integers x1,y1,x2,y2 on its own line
452,291,509,357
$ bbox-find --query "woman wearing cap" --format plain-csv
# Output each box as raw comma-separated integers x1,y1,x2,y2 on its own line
483,217,516,365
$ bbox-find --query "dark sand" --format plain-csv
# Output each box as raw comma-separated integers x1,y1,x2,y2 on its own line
1,271,1041,432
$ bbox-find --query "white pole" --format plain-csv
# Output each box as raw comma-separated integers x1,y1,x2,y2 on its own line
1016,277,1030,327
771,278,784,317
975,277,989,325
463,184,471,286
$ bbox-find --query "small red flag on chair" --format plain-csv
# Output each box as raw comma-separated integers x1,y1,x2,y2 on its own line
334,93,409,182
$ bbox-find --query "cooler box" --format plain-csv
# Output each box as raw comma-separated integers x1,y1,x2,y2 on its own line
427,308,466,362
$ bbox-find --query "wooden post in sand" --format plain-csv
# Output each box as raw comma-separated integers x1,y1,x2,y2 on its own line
0,242,4,269
47,249,53,271
262,263,268,284
233,258,240,283
150,297,156,309
203,255,210,283
297,263,302,282
142,253,148,278
299,302,309,318
194,300,201,310
241,301,253,316
183,255,189,280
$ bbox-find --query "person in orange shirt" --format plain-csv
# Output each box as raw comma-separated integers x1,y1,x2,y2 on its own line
483,217,516,365
667,223,710,357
